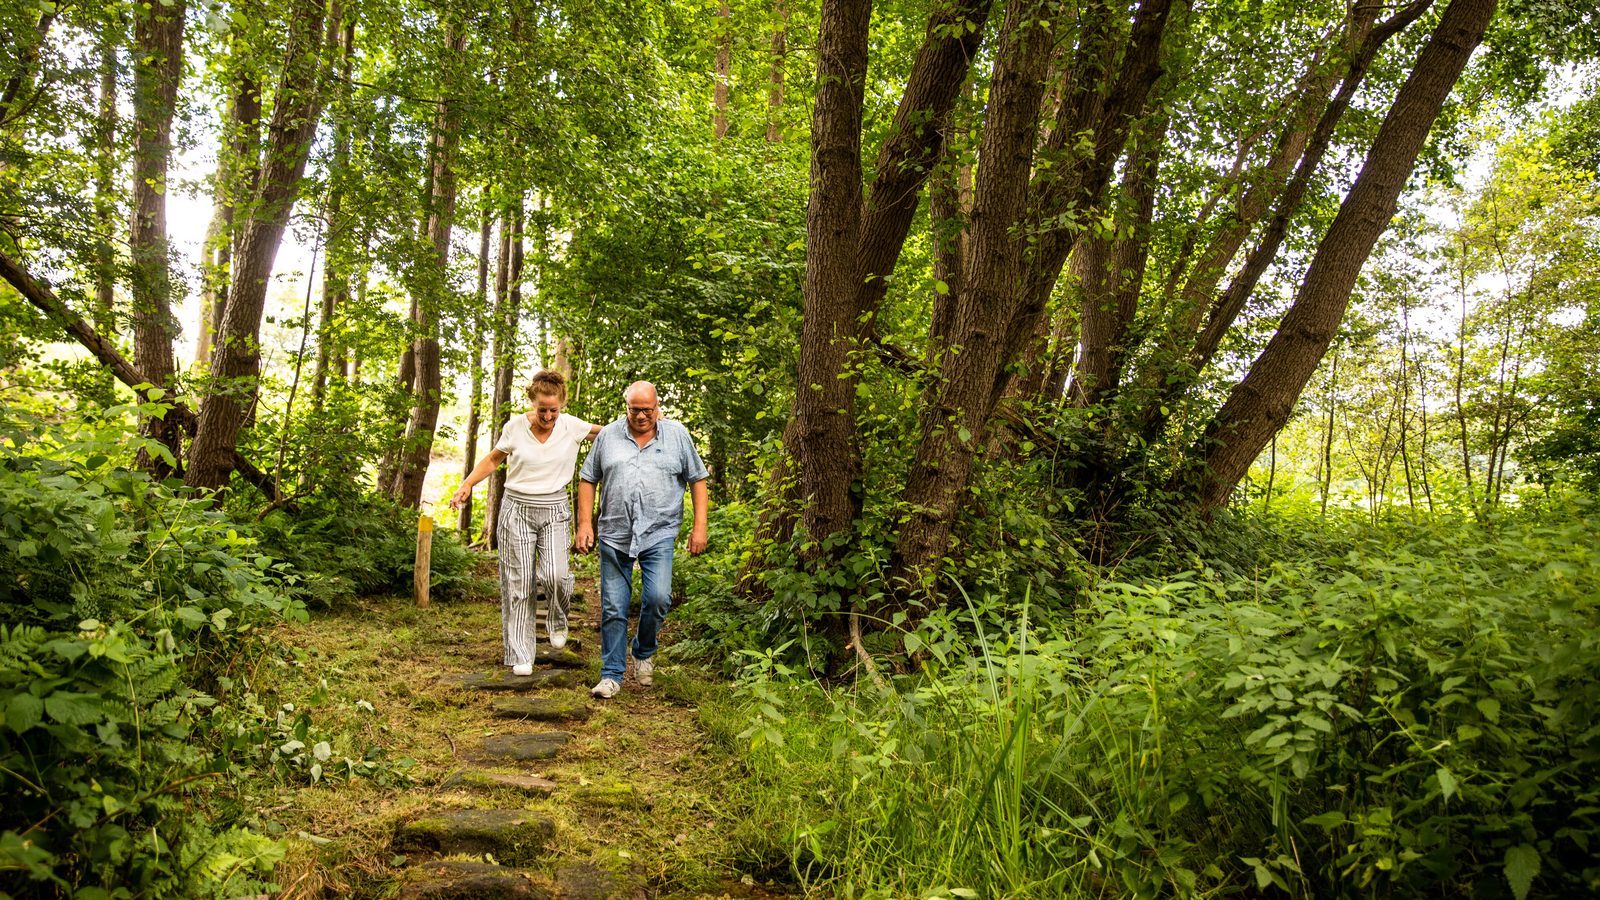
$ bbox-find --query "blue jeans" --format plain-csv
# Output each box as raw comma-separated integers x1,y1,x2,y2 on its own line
598,538,675,682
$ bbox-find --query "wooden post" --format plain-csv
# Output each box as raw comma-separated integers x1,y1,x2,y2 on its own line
415,514,434,608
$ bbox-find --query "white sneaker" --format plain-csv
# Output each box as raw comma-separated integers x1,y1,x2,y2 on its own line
548,628,568,650
590,677,621,699
635,657,654,687
511,663,534,677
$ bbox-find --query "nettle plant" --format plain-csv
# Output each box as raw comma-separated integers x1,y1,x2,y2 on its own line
0,406,392,895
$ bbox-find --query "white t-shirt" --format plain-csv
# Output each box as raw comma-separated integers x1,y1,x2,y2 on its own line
494,412,595,494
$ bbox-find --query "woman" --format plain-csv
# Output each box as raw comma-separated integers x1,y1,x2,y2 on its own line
451,370,601,676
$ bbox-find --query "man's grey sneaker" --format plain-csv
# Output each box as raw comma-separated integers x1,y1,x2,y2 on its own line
635,657,654,687
512,663,534,677
590,678,621,699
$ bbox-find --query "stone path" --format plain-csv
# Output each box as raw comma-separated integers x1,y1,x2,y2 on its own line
389,588,655,899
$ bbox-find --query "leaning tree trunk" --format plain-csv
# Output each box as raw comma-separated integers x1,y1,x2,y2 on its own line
188,0,339,491
392,23,467,509
1194,0,1497,513
891,0,1172,588
784,0,994,557
128,0,186,475
195,66,263,370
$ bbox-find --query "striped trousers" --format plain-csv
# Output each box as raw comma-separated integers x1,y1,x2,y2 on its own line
497,490,575,667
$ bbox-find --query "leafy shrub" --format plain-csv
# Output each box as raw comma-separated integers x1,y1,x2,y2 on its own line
0,406,401,896
254,490,472,608
719,505,1600,898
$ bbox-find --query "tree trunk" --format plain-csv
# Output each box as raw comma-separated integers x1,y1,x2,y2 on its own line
1194,0,1497,513
789,0,872,548
485,202,524,548
787,0,993,554
312,20,356,407
0,8,57,127
188,0,340,491
892,0,1059,587
766,0,788,142
128,0,186,476
892,0,1172,587
92,20,119,336
393,23,468,509
196,71,263,370
461,205,493,533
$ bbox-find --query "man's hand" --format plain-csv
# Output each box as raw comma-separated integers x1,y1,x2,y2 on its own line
574,523,596,554
688,524,708,556
448,486,470,511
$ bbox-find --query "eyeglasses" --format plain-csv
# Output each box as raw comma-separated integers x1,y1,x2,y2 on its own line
627,406,658,416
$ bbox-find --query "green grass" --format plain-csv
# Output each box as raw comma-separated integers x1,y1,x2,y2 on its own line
710,505,1600,898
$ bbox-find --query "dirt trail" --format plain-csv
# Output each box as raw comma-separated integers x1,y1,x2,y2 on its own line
254,564,792,899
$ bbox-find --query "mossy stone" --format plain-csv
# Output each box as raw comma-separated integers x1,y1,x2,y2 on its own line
536,648,587,669
441,769,558,797
489,696,591,722
572,782,648,811
479,731,573,761
398,860,549,899
392,809,556,867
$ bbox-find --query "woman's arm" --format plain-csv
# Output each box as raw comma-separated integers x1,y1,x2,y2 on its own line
449,448,508,510
584,423,602,441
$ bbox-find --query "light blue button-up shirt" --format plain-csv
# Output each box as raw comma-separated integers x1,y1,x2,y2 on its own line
580,417,709,556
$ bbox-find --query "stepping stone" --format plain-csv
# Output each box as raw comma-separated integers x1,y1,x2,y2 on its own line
572,782,648,811
537,648,587,669
398,860,547,899
550,852,645,900
490,696,591,723
442,770,558,797
438,669,583,692
392,809,555,867
480,731,573,761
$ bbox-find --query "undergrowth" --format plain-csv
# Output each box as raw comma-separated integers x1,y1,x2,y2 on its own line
697,504,1600,898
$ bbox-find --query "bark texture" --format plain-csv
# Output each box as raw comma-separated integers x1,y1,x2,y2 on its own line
128,0,186,474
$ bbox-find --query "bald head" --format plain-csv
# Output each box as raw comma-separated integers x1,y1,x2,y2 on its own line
624,381,658,406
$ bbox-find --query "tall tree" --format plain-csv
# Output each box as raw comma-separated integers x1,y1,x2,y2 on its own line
188,0,342,491
391,21,468,508
128,0,186,474
1194,0,1498,511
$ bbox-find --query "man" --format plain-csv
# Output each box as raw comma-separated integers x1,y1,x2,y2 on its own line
575,381,709,699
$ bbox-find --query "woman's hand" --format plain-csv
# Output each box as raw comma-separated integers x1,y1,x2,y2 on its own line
448,485,471,511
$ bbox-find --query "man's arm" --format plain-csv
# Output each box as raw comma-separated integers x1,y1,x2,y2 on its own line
575,480,597,553
687,479,709,555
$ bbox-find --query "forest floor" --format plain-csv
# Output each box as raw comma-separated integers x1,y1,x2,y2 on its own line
247,556,798,899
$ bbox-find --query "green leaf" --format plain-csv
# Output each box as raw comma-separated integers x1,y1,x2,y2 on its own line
933,279,949,295
904,632,924,654
1303,810,1347,829
1436,767,1458,802
1475,697,1502,722
956,426,972,443
6,693,44,733
1503,844,1539,900
45,691,102,725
